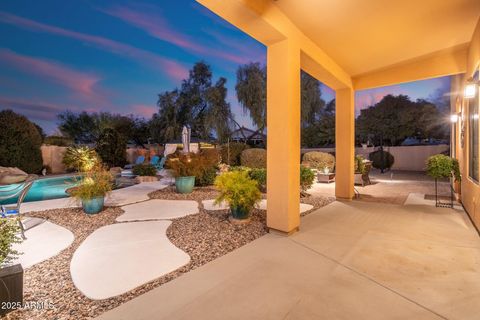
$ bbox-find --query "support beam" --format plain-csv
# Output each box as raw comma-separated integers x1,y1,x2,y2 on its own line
353,44,468,90
335,88,355,200
266,39,301,234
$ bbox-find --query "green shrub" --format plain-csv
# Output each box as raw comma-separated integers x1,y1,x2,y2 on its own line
232,166,314,193
167,153,218,186
195,166,217,186
44,135,73,146
71,167,113,200
95,128,127,168
63,146,100,172
0,110,43,173
240,148,266,168
132,164,157,176
214,171,261,211
426,154,461,181
369,150,394,170
200,148,221,166
302,151,335,172
249,168,267,191
354,155,366,174
300,166,315,192
220,142,250,165
0,219,22,267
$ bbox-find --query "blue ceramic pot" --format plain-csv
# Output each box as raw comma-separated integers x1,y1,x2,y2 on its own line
82,196,105,214
231,206,250,220
175,176,195,194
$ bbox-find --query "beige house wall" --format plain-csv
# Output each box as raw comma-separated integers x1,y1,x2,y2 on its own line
41,145,67,174
302,145,449,172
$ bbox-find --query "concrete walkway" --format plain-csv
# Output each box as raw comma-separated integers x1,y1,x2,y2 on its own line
71,221,190,300
97,200,480,320
21,180,169,213
12,220,74,268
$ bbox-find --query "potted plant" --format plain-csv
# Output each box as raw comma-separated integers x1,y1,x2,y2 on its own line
166,154,198,194
214,171,261,221
426,154,461,207
71,167,113,214
0,219,23,316
132,164,158,183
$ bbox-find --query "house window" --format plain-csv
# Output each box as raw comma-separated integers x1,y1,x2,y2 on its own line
469,71,480,183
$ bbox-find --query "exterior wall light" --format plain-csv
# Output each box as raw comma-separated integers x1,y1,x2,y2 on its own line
450,113,459,123
465,78,478,99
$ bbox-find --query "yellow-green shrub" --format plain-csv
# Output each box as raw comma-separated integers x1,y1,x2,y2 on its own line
302,151,335,172
240,148,266,169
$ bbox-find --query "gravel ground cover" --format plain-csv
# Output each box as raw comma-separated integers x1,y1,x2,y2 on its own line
7,187,334,320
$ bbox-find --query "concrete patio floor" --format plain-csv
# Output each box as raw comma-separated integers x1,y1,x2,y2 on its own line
97,200,480,320
309,169,451,205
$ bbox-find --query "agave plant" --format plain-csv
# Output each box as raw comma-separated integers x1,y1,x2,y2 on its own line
62,146,100,172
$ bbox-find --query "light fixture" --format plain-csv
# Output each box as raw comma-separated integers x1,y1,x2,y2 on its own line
465,77,479,99
450,113,459,123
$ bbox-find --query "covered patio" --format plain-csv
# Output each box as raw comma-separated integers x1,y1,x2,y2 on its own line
193,0,480,234
98,200,480,320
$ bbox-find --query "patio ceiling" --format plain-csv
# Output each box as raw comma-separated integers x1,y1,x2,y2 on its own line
272,0,480,77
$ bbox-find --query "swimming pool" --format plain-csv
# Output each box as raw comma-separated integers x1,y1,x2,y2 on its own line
0,175,80,205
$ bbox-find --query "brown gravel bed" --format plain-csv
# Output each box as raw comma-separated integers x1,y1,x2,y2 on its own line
149,186,220,201
7,188,334,320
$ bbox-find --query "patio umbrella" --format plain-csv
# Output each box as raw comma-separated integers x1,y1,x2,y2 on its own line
182,125,190,154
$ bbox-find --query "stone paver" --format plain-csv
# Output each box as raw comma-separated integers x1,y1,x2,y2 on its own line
201,199,313,213
71,221,190,300
201,199,228,211
12,220,74,269
116,199,199,222
21,181,169,213
97,200,480,320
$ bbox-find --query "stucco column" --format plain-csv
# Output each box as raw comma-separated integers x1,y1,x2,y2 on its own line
266,39,301,235
335,88,355,200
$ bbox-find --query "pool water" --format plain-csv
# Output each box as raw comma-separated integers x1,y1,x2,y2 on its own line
0,176,80,205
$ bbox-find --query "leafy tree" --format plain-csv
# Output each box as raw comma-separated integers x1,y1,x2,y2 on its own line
0,110,43,173
58,111,150,145
95,128,127,167
236,64,334,147
235,62,266,131
301,71,325,127
301,99,336,147
151,61,232,143
356,94,449,146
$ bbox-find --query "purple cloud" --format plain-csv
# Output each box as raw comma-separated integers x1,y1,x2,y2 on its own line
0,96,70,121
0,11,188,82
0,49,103,102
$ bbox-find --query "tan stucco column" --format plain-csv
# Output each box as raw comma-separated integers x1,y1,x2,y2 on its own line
266,39,301,235
335,88,355,200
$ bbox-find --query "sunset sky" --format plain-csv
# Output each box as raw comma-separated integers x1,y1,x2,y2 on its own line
0,0,451,134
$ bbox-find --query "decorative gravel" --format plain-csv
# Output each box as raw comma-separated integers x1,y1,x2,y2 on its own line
149,186,221,201
7,187,334,320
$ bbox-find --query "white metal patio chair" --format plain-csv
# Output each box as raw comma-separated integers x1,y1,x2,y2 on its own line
0,175,38,239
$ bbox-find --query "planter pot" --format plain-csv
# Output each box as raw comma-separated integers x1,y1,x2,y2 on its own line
0,264,23,316
175,176,195,194
81,196,105,214
231,206,250,220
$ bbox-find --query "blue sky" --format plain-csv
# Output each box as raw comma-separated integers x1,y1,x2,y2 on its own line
0,0,450,134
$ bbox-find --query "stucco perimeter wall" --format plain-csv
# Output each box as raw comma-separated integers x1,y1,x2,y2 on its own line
41,145,67,174
302,145,449,172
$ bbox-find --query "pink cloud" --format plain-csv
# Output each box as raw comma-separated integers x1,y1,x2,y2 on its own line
132,104,157,118
0,49,100,100
355,86,404,115
100,5,251,64
0,11,188,82
0,96,74,121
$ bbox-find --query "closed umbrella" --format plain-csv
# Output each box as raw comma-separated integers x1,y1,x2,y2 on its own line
182,125,190,154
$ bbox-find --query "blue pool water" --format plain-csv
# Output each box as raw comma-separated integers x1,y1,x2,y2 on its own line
0,175,80,205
